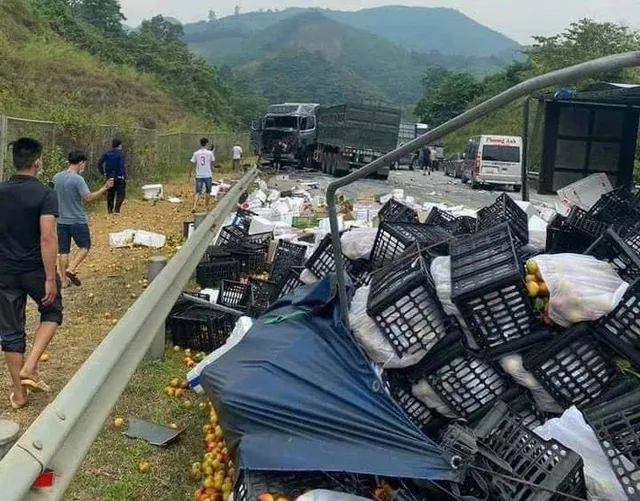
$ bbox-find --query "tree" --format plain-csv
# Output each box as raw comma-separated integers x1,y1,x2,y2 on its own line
76,0,126,37
526,19,640,81
234,5,240,16
415,71,484,126
208,9,217,22
139,15,184,41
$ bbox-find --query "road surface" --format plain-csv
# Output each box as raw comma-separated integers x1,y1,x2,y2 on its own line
268,168,557,211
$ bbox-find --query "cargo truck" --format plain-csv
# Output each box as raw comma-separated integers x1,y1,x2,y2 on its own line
313,103,402,180
392,122,429,170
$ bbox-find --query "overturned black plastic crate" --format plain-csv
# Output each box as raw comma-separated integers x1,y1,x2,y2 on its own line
196,257,240,288
476,193,528,248
406,338,512,421
304,233,371,287
424,207,457,230
370,222,452,269
523,324,618,410
451,223,548,358
169,292,211,317
232,208,257,231
166,304,236,352
383,370,446,438
246,277,279,317
592,279,640,368
545,214,595,254
217,280,250,312
275,266,306,300
624,222,640,259
269,240,307,286
377,198,418,223
472,401,586,501
451,215,477,236
367,243,450,358
234,470,376,501
217,225,273,250
228,246,268,275
584,387,640,501
566,206,608,240
586,228,640,283
588,185,639,226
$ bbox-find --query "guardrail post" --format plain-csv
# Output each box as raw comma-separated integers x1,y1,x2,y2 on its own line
0,115,8,181
145,256,168,360
0,420,19,461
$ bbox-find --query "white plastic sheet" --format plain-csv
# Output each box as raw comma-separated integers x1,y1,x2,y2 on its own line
297,490,372,501
532,254,629,326
341,228,378,261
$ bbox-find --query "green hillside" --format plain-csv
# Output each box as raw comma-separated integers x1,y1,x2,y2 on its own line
186,11,508,106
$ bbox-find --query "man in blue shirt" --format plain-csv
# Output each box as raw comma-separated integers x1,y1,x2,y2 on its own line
98,138,126,214
53,151,113,288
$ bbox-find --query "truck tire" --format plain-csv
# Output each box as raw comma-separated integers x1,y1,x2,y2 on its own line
376,173,389,181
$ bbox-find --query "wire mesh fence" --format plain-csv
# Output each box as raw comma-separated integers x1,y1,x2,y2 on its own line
0,115,250,185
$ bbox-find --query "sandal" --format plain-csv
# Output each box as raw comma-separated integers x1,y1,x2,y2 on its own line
10,391,29,410
21,378,51,393
65,270,82,287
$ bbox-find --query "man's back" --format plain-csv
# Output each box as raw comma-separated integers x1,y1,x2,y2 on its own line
52,171,90,225
0,175,58,274
232,145,243,159
100,148,126,178
191,148,214,178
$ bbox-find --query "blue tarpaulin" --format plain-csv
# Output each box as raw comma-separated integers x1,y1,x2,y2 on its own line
200,275,456,481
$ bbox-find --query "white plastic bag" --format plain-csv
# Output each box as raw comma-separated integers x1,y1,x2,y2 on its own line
297,490,372,501
500,355,563,413
349,286,426,369
133,230,166,248
532,254,629,327
109,229,136,248
534,407,627,501
340,228,378,260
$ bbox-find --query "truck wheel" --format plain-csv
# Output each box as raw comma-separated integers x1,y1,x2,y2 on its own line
376,173,389,181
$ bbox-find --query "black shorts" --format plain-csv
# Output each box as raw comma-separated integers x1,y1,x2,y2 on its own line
58,223,91,254
195,177,212,195
0,269,63,353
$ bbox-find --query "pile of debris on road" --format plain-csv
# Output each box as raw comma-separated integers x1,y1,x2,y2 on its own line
170,173,640,501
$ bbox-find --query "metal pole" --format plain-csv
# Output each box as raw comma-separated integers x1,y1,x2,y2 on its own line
145,256,168,360
0,115,8,181
0,420,19,461
325,51,640,326
521,97,531,202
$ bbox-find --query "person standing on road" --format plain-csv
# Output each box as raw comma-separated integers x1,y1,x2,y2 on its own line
272,140,284,171
53,150,113,288
420,146,432,176
0,138,63,409
98,138,127,214
232,143,243,171
190,137,215,213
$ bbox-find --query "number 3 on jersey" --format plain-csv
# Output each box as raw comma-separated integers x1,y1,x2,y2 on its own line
200,155,206,166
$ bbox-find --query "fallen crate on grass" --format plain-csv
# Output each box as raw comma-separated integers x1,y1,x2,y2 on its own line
523,324,619,410
370,222,452,269
450,223,548,358
166,304,236,352
584,387,640,501
367,243,450,357
246,277,279,317
217,280,250,312
476,193,529,248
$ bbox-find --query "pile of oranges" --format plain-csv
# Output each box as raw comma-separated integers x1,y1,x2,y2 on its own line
525,260,553,326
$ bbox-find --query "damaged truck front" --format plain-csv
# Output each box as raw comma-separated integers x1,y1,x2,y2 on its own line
314,103,401,181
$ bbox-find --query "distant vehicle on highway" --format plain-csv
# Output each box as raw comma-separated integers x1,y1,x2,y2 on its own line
392,122,428,170
444,152,465,178
461,135,523,191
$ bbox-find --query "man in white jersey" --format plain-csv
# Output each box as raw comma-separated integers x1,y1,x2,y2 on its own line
189,137,215,212
231,144,243,171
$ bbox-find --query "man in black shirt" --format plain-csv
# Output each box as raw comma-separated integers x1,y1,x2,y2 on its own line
0,138,63,409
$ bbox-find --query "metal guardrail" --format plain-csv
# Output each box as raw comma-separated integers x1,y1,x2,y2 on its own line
0,168,258,500
326,51,640,327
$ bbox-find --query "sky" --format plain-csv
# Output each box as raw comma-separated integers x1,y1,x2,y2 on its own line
117,0,640,43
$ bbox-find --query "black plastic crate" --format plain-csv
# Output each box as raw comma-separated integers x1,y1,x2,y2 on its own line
169,292,211,317
593,279,640,368
217,280,250,311
233,208,257,231
344,257,373,287
269,240,307,286
424,207,458,231
523,324,619,410
196,257,240,287
217,225,273,250
203,245,233,260
228,248,268,275
276,266,306,300
452,215,477,236
304,232,354,281
450,223,547,358
246,277,279,317
586,228,640,283
377,198,418,223
367,244,450,357
384,370,446,438
370,222,452,269
473,401,586,501
166,304,235,352
566,206,608,240
624,222,640,259
584,387,640,501
588,185,637,225
406,340,512,421
476,194,529,248
545,214,595,254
